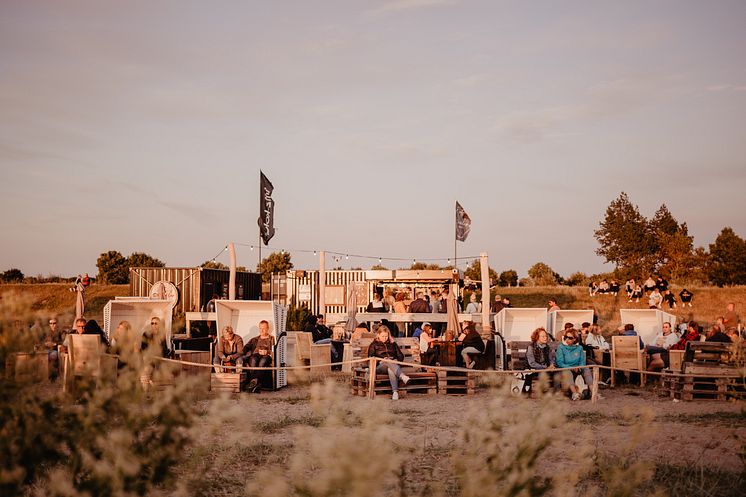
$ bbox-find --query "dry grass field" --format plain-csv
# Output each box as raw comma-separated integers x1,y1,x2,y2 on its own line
175,379,746,497
0,283,128,323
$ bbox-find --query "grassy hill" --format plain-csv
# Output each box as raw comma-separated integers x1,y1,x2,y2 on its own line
2,283,743,333
0,283,129,325
494,285,746,332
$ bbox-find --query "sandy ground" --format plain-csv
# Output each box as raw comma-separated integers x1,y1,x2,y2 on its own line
176,374,746,496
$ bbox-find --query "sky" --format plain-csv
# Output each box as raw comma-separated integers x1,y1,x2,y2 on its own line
1,0,745,279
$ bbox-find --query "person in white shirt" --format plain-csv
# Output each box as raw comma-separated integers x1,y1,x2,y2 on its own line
584,324,609,351
418,322,438,366
647,322,678,371
648,288,663,309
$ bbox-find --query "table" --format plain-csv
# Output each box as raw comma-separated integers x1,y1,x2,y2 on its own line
435,340,463,367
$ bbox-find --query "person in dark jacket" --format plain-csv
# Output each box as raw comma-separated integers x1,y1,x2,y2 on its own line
242,320,275,392
367,325,410,400
84,319,110,348
460,323,485,369
705,324,732,343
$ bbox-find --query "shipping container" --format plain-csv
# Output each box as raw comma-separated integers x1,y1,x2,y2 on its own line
129,267,262,315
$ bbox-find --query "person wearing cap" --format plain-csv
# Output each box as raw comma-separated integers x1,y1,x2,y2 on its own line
418,322,438,366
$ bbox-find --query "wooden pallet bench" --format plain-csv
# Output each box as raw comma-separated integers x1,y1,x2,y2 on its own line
349,337,437,398
350,367,437,397
437,370,477,395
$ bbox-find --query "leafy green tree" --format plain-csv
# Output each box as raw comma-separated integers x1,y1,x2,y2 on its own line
565,271,588,286
498,270,518,287
463,259,499,286
527,262,561,286
257,252,293,283
656,228,694,280
96,251,129,284
1,268,24,283
707,227,746,286
127,252,165,269
594,192,657,276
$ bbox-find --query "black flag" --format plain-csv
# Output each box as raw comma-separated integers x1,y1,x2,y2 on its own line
257,171,275,245
455,201,471,242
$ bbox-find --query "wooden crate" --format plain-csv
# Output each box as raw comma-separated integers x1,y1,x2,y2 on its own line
680,375,728,401
659,375,681,399
211,372,243,394
310,344,332,380
5,352,48,383
437,370,476,395
350,367,437,397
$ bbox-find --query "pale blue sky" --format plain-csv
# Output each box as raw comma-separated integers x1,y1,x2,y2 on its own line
1,1,745,278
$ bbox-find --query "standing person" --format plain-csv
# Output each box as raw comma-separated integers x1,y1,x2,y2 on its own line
367,325,409,400
465,293,481,314
430,291,440,313
491,294,504,314
723,303,740,330
81,273,91,288
242,320,275,392
409,292,429,313
679,288,694,307
547,299,560,313
366,293,388,313
555,328,594,400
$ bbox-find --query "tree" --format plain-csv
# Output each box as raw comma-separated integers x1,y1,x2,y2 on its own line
565,271,588,287
409,262,442,270
1,268,24,283
201,260,228,270
96,251,129,284
594,192,657,276
127,252,165,269
707,227,746,286
527,262,561,286
656,228,694,281
370,264,389,270
257,252,293,283
498,270,518,287
463,259,499,286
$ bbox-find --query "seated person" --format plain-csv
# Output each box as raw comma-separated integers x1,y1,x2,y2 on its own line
609,280,620,296
662,290,676,309
726,327,740,343
460,323,485,369
351,322,369,341
111,320,137,367
630,284,643,303
705,324,731,343
61,318,87,353
84,319,110,349
525,327,559,390
140,316,169,358
647,322,679,371
555,328,594,401
242,320,275,392
584,324,609,351
212,325,244,373
679,288,694,307
367,325,409,400
41,317,64,377
311,314,339,361
671,321,700,350
578,322,590,345
619,323,645,349
418,322,439,366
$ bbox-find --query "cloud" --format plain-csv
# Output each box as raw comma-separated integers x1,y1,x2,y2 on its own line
367,0,458,16
707,84,746,92
493,73,682,143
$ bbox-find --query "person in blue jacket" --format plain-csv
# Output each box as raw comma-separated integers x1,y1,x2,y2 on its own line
555,328,593,400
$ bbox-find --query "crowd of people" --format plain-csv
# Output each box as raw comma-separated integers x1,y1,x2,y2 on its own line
523,301,742,400
588,274,695,310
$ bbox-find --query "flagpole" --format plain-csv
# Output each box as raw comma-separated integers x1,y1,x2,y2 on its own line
454,201,457,271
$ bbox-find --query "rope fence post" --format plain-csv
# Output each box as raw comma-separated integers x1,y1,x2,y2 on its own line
591,365,600,404
368,357,377,399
